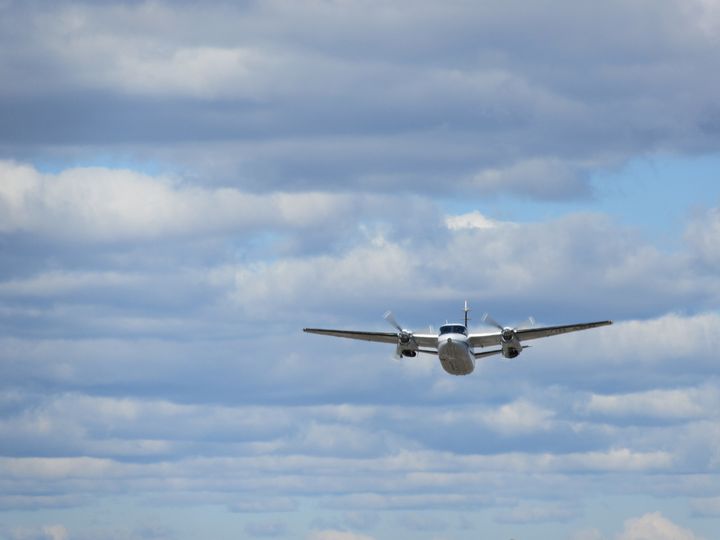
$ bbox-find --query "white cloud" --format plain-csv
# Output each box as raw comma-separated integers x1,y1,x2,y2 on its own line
0,161,360,241
584,386,718,420
231,240,423,316
686,207,720,266
2,524,69,540
41,526,68,540
544,312,720,367
616,512,704,540
480,399,555,435
0,456,125,481
536,448,673,473
410,399,556,436
571,513,708,540
445,211,501,230
224,208,720,321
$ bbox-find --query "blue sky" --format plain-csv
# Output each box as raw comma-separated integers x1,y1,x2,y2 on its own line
448,154,720,244
1,1,720,539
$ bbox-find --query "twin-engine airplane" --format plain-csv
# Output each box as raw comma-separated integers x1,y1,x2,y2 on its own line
304,302,612,376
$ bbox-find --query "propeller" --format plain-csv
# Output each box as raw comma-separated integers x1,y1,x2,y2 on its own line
384,311,411,343
384,311,415,357
518,316,536,330
481,313,535,341
384,311,403,333
481,313,504,331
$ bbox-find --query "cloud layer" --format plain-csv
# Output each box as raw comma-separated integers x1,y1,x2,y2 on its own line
1,1,719,539
2,0,720,193
0,160,718,539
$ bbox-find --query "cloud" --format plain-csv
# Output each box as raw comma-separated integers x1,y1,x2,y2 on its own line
686,206,720,267
228,212,720,323
583,386,719,421
341,512,380,531
0,161,364,242
690,496,720,517
0,524,69,540
397,512,448,531
569,529,604,540
307,530,376,540
494,502,579,524
479,399,555,435
245,520,287,538
568,513,707,540
104,46,270,100
229,498,298,513
535,312,720,374
616,512,704,540
323,493,491,512
445,211,501,231
1,3,720,537
468,158,591,200
4,1,720,195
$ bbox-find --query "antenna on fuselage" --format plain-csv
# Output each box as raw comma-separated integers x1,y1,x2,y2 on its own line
464,300,470,328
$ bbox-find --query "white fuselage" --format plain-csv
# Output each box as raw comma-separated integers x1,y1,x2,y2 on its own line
436,331,475,375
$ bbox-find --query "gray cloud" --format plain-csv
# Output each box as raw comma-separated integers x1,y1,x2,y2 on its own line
245,521,288,538
1,1,719,195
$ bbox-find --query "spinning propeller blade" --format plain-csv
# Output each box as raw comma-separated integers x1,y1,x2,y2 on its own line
384,311,414,357
384,311,404,332
481,313,504,331
518,316,536,330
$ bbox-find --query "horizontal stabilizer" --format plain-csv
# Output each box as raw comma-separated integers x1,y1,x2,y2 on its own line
473,348,503,359
474,345,530,359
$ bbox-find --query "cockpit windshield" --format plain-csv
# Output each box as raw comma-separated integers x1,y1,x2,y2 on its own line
439,324,467,336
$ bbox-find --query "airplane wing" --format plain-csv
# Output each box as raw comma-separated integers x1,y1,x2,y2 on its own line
303,328,438,348
303,328,398,344
468,320,612,348
515,321,612,341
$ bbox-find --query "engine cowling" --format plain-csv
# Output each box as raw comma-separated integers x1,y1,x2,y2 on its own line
501,342,521,359
384,312,420,359
395,333,418,358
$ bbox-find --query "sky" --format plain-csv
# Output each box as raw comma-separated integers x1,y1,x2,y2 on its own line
0,1,719,539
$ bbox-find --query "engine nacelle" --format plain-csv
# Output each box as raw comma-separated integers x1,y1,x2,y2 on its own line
501,343,521,359
396,338,418,358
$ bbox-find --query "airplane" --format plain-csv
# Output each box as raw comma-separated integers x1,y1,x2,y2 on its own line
304,302,612,376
